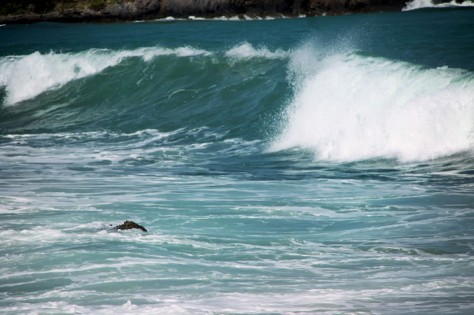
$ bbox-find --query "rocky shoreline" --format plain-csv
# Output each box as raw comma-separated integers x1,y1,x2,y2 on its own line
0,0,408,24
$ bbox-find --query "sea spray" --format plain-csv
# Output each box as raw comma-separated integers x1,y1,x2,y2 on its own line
270,49,474,162
225,42,288,60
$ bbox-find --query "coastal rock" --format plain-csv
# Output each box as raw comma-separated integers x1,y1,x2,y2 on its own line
157,0,407,17
114,220,148,232
0,0,409,23
103,0,161,19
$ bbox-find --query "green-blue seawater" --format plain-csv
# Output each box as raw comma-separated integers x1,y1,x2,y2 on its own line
1,7,474,315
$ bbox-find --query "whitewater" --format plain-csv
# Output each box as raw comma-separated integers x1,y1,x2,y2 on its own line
1,7,474,315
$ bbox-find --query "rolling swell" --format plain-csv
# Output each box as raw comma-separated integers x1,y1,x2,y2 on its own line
0,43,288,138
1,40,473,163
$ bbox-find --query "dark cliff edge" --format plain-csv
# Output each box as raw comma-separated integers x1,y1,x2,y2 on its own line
0,0,408,24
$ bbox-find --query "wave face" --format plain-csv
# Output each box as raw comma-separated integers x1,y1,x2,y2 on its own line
0,43,288,107
270,46,474,162
0,42,288,138
2,42,473,163
0,46,211,105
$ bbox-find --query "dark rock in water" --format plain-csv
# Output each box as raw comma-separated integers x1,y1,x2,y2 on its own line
114,220,148,232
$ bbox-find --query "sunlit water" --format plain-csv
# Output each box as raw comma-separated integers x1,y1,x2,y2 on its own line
1,7,473,314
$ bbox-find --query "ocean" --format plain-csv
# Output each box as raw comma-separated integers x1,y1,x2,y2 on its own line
1,5,473,315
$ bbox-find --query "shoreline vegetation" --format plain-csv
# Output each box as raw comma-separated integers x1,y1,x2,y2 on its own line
0,0,409,24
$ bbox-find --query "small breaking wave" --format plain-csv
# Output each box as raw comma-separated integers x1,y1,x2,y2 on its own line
225,42,289,60
403,0,474,11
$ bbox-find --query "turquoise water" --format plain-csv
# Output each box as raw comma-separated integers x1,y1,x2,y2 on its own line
1,8,474,314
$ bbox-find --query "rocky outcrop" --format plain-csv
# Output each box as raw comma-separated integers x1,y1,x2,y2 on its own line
306,0,409,15
114,220,148,232
0,0,162,23
0,0,408,24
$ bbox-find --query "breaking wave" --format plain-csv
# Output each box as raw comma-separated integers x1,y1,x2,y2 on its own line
225,42,288,60
270,45,474,162
0,43,287,106
403,0,474,11
0,46,211,105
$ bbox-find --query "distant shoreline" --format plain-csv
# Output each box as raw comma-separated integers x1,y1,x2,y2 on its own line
0,0,408,24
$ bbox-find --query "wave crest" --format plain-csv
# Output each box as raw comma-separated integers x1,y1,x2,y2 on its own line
0,43,287,106
270,49,474,162
0,46,211,105
225,42,288,60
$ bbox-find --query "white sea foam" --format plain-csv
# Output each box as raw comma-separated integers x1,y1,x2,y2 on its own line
213,15,242,21
403,0,474,11
3,281,471,315
225,42,288,60
155,15,298,22
270,47,474,162
0,46,211,105
0,228,67,247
